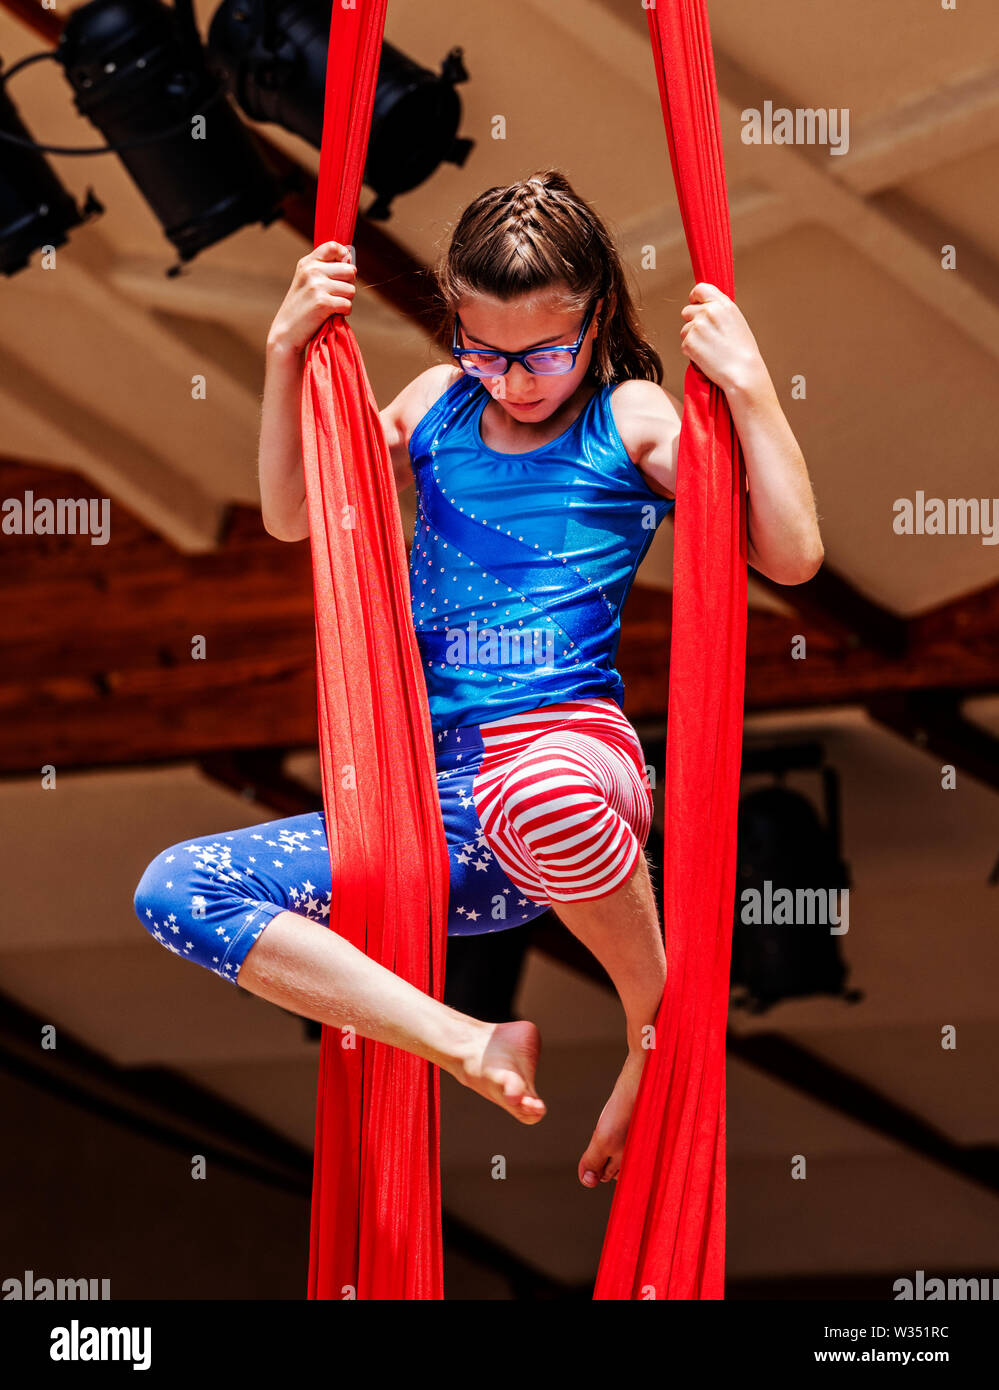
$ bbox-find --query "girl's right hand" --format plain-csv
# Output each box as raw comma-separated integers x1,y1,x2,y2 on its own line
267,240,359,353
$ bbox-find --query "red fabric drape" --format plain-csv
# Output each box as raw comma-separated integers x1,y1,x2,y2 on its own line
301,0,745,1301
592,0,747,1299
301,0,449,1300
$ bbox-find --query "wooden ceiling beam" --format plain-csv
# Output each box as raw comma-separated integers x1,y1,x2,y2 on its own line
834,68,999,197
729,1029,999,1200
748,564,910,659
706,55,999,365
866,689,999,795
196,749,323,819
1,453,996,774
0,987,571,1298
260,139,447,343
617,576,999,722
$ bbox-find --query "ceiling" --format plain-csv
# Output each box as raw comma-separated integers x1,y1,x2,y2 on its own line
1,0,997,1295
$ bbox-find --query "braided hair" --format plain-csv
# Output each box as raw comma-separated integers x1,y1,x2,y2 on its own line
436,169,663,387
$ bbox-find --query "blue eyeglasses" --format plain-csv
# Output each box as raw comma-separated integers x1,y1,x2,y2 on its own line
451,303,596,377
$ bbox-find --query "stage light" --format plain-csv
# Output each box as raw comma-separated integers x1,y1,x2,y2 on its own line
51,0,286,263
207,0,474,220
731,767,860,1014
0,62,102,275
0,0,287,266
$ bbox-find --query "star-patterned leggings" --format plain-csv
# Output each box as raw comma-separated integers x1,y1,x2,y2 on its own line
132,698,653,988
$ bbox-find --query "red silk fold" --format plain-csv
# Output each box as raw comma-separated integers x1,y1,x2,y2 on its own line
302,0,745,1301
302,0,449,1300
593,0,747,1300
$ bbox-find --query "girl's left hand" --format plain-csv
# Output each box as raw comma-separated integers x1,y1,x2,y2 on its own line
679,283,765,394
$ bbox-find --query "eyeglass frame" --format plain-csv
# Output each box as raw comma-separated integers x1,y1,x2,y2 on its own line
450,301,597,377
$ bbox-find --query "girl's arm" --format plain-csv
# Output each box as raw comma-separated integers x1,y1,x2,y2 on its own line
679,282,824,586
259,241,358,542
258,338,311,542
260,242,457,534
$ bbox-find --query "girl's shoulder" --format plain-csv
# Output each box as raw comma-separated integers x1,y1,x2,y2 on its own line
383,362,462,427
606,378,683,451
403,364,482,466
384,364,467,464
409,363,467,429
606,378,682,502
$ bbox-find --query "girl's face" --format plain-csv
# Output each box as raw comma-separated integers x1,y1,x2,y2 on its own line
455,288,603,422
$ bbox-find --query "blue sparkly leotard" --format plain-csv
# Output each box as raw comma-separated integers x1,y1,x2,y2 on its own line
408,371,675,730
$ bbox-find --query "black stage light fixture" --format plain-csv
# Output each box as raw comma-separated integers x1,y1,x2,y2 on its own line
0,59,103,275
731,748,861,1014
207,0,474,220
52,0,286,263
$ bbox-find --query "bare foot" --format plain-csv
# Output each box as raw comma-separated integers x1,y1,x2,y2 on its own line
578,1048,647,1187
451,1019,546,1125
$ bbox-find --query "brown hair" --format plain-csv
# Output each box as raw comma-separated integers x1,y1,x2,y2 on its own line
435,169,662,386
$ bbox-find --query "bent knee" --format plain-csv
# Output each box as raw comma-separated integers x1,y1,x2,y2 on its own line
133,843,186,934
132,840,216,948
131,840,278,985
500,744,604,805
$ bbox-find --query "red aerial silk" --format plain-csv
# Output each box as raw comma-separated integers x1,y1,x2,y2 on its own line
301,0,745,1300
593,1,747,1299
301,0,449,1300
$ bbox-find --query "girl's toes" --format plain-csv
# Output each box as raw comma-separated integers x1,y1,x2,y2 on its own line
578,1145,609,1188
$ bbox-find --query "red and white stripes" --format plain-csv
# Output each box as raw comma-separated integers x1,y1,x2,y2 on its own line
472,699,653,904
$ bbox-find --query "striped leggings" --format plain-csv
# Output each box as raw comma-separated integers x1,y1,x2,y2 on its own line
472,698,653,903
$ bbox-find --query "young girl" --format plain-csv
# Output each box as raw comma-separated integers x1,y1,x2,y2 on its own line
133,170,823,1191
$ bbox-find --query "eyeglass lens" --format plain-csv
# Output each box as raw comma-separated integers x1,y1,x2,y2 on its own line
461,348,576,376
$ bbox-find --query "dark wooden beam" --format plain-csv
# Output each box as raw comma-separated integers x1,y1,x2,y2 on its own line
0,989,313,1197
0,460,318,773
751,564,909,659
618,579,999,720
728,1030,999,1199
2,459,996,775
506,938,999,1206
866,689,999,794
262,139,447,344
196,749,323,818
1,0,60,41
